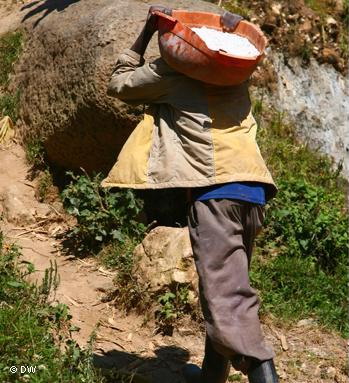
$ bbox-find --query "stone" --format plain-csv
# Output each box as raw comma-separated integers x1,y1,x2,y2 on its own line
334,0,344,12
134,226,198,301
1,184,36,224
299,19,312,33
322,47,340,64
271,52,349,179
326,16,337,26
296,318,316,327
271,3,282,16
262,15,278,33
13,0,222,174
326,367,336,378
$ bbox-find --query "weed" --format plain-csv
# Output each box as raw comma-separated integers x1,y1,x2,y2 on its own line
299,40,314,65
25,138,45,167
228,373,243,381
0,31,23,87
339,33,348,58
0,31,23,123
0,232,107,382
304,0,338,16
37,169,54,202
98,239,153,315
156,284,192,334
343,0,349,24
39,259,60,297
61,172,145,254
0,91,19,122
222,0,251,19
98,238,136,271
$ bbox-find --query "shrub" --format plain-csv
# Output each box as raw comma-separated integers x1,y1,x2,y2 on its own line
61,172,145,253
155,284,196,335
252,98,349,337
261,178,348,271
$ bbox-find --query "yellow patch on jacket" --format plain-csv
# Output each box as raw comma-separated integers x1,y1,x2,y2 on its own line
101,114,154,187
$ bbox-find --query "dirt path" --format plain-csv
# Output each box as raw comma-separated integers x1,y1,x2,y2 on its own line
0,143,208,382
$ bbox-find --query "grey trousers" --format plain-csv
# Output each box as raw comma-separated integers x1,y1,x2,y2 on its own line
187,198,275,365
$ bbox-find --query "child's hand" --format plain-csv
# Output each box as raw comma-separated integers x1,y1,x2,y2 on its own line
221,11,243,32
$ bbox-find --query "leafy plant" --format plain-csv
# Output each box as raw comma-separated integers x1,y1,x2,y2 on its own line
61,172,145,253
261,178,348,271
25,138,46,167
252,97,349,337
228,373,243,381
156,285,191,334
158,292,177,321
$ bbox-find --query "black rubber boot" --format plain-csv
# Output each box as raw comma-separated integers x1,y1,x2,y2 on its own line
247,359,279,383
183,336,230,383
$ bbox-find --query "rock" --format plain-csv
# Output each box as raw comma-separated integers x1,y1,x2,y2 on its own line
321,47,340,64
13,0,222,174
271,53,349,179
134,226,198,300
271,3,282,16
262,15,278,33
286,13,299,22
326,16,337,27
296,318,316,327
299,19,312,33
1,184,36,224
326,367,336,379
334,0,344,12
34,203,52,219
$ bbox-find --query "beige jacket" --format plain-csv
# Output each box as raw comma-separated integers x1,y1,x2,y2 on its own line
101,49,277,198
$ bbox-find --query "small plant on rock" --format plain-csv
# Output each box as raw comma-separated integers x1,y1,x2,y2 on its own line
156,284,192,335
25,138,46,167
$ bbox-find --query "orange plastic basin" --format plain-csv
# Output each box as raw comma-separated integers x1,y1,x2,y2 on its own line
155,10,268,86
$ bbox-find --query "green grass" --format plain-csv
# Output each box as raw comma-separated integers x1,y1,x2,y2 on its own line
251,98,349,337
25,138,46,167
222,0,251,19
0,31,23,121
0,231,154,382
0,31,23,87
37,169,54,202
0,232,108,383
0,90,20,122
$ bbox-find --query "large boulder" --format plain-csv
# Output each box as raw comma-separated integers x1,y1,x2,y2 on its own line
13,0,221,174
134,226,198,302
271,53,349,179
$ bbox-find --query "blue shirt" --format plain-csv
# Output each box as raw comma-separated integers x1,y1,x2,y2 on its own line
192,182,266,205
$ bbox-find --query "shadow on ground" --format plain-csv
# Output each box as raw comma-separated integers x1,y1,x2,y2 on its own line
93,345,191,383
21,0,80,27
